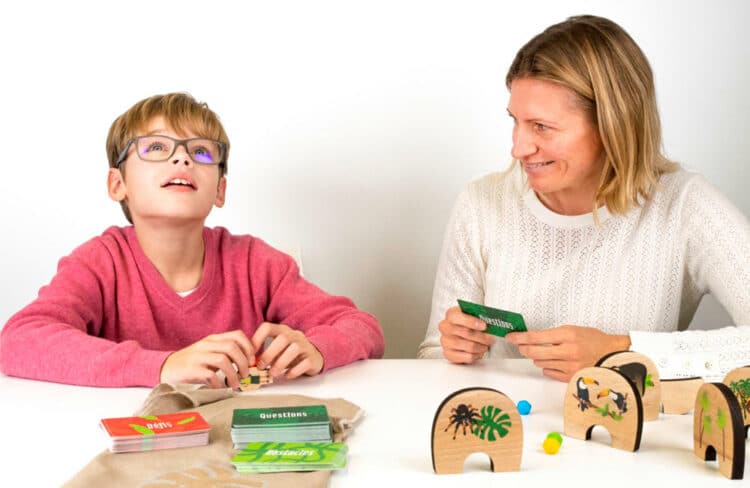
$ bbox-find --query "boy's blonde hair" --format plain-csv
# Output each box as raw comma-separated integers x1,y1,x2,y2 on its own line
506,15,678,216
106,93,230,223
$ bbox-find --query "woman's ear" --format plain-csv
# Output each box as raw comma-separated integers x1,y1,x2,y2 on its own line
214,176,227,208
107,168,127,202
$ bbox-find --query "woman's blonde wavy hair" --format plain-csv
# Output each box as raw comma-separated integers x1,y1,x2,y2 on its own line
506,15,678,215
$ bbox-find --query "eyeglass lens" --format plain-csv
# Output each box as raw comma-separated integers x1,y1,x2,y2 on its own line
136,136,221,164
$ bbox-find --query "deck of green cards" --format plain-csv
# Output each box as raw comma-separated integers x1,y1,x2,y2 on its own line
231,441,348,473
231,405,333,449
457,299,527,337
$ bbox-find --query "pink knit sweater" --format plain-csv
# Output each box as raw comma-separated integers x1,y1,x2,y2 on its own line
0,226,384,387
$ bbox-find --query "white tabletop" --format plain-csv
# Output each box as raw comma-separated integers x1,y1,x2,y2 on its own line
0,359,744,486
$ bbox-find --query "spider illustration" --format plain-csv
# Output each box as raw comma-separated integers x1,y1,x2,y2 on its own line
443,403,481,440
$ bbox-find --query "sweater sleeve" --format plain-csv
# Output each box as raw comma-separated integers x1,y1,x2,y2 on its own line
0,239,170,387
417,185,485,359
630,175,750,380
259,244,384,371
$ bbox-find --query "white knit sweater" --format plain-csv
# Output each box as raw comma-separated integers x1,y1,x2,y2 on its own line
418,165,750,380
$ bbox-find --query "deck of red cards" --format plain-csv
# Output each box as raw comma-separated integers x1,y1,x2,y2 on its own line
99,411,211,453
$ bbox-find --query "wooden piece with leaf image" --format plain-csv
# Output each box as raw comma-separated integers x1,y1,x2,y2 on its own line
692,382,745,480
723,365,750,437
564,366,643,451
597,351,661,421
431,387,523,474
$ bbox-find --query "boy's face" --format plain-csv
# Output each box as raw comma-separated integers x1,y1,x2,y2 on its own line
107,116,226,226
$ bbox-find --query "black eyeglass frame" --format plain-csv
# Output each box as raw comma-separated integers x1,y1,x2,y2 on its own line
114,135,227,168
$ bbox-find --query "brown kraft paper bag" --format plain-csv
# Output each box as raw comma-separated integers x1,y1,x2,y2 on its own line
64,383,363,488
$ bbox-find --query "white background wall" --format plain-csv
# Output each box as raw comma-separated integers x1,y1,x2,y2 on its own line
0,1,747,359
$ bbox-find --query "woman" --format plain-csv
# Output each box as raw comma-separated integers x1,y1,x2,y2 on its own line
418,15,749,382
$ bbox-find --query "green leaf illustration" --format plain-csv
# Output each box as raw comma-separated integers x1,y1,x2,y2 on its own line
699,391,710,410
129,423,155,436
716,409,727,429
596,403,610,417
471,405,512,441
729,378,750,420
177,416,196,425
140,415,159,420
703,414,712,434
645,373,654,389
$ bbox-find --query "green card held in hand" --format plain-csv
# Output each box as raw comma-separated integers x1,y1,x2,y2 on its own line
457,299,527,337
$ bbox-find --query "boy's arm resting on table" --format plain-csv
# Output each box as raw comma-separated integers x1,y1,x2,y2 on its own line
261,248,384,372
0,242,170,387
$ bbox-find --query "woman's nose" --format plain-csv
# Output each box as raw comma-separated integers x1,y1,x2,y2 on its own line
511,127,537,160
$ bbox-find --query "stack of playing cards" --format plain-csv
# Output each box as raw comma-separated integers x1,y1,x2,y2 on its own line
99,412,210,453
231,405,333,449
231,441,348,473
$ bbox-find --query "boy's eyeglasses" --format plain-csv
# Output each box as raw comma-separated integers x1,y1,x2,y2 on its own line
114,135,226,168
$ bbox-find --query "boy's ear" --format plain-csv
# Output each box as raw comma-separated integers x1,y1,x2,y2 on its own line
107,168,127,202
214,176,227,208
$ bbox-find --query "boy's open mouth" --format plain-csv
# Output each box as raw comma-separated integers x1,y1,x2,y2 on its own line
161,178,196,189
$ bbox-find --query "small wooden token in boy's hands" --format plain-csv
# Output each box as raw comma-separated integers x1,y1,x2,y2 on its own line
238,367,273,391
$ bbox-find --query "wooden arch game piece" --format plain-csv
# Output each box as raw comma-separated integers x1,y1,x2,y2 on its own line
660,377,704,414
431,387,523,474
693,382,745,480
597,351,660,421
563,366,643,451
722,365,750,438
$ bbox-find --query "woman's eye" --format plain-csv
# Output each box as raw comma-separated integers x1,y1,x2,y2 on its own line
535,123,549,132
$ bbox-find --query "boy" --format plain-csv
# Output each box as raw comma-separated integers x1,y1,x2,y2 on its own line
0,93,384,388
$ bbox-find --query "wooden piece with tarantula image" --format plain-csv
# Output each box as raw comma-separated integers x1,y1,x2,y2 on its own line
431,387,523,474
443,403,481,440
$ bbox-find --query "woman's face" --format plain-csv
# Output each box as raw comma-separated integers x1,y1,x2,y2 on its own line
508,78,605,215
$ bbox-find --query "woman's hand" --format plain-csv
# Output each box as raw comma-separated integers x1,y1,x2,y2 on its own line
251,322,324,380
505,325,631,382
159,330,255,389
438,306,496,364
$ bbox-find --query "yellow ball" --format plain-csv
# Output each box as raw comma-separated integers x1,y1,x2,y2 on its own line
542,437,561,455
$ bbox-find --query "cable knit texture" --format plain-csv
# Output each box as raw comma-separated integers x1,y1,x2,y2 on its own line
0,226,384,387
418,165,750,378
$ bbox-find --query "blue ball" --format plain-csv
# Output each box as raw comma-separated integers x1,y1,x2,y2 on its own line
517,400,532,415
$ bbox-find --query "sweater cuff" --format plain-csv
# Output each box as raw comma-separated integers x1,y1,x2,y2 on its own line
628,329,745,381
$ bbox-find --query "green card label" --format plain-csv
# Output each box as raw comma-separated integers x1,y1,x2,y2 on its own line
232,405,330,428
457,299,527,337
231,442,348,473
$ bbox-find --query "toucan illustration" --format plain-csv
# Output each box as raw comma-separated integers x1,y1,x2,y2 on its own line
576,377,599,411
598,388,628,414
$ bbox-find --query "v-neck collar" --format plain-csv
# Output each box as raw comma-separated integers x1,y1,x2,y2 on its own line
124,226,216,309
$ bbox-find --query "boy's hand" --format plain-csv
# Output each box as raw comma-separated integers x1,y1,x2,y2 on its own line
251,322,324,380
505,325,631,382
438,306,496,364
159,330,255,389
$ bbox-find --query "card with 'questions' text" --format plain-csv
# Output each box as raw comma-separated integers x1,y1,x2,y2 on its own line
457,299,527,337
